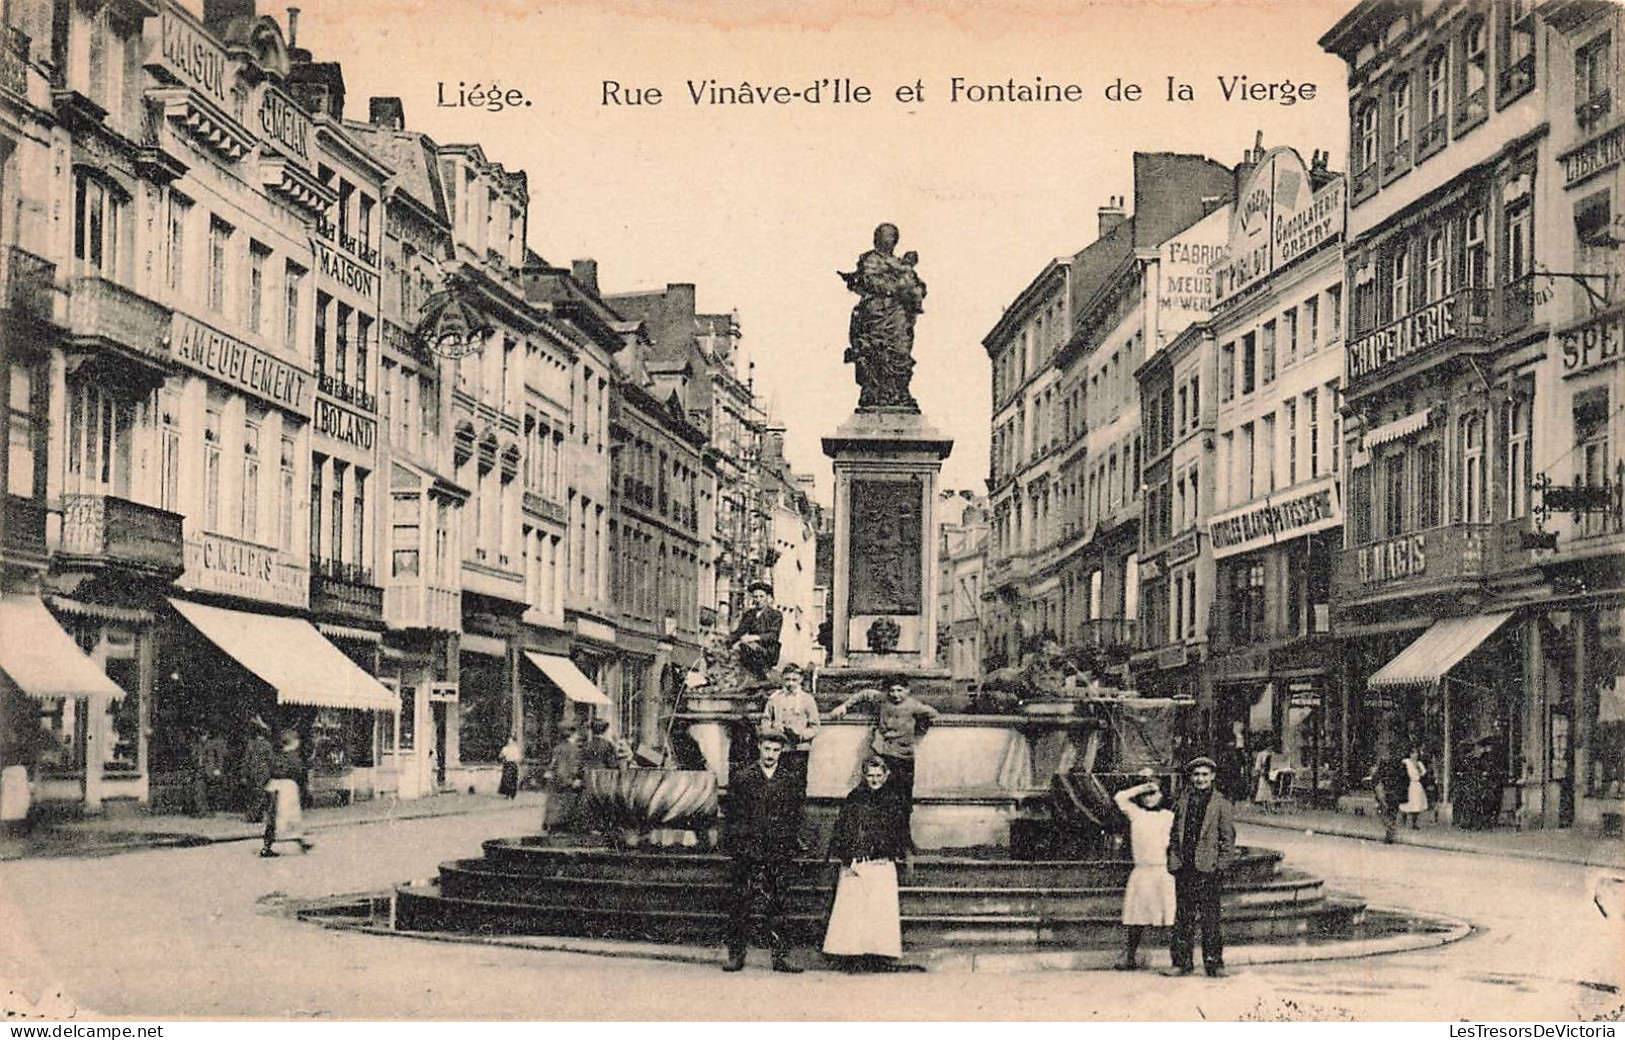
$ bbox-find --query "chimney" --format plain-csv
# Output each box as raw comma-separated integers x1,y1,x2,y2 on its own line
571,259,600,296
369,97,405,130
1098,195,1127,239
202,0,256,34
286,7,300,46
669,283,697,319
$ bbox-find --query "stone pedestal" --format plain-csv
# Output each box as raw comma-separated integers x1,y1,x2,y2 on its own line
822,408,953,668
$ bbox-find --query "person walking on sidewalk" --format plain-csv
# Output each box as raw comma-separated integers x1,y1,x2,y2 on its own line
1165,756,1235,978
1369,745,1409,844
1400,747,1429,830
541,725,584,834
1113,774,1177,971
261,730,313,857
241,717,273,824
498,736,523,799
722,729,806,974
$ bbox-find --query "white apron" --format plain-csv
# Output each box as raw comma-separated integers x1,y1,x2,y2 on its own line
822,859,903,957
265,778,304,841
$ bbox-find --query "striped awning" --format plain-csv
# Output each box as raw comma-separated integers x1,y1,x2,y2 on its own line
1365,408,1433,449
0,595,124,701
1368,612,1513,691
524,651,611,707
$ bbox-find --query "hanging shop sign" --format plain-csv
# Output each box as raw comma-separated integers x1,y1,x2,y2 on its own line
170,313,311,416
1209,475,1341,559
1213,147,1344,305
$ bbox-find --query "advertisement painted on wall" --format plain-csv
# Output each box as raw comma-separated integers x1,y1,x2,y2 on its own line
1213,147,1344,305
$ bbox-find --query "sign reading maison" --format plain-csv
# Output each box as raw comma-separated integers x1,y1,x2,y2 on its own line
154,6,230,104
312,238,377,296
170,313,311,416
1213,147,1344,305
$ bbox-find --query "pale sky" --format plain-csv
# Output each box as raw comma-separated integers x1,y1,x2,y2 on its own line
290,0,1354,501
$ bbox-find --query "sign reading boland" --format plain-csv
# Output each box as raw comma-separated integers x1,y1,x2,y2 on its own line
170,313,311,416
1213,147,1344,305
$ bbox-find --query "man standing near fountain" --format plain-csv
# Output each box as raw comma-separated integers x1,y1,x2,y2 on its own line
722,728,806,973
1165,756,1235,978
829,680,939,839
729,581,784,682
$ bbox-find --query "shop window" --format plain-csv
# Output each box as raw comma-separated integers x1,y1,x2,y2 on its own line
397,682,416,751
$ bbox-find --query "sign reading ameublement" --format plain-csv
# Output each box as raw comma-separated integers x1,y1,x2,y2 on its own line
170,313,311,416
848,479,923,615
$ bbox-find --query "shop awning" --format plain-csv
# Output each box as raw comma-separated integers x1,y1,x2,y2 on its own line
523,651,611,707
1368,612,1513,691
0,595,124,700
1364,408,1433,449
169,598,397,711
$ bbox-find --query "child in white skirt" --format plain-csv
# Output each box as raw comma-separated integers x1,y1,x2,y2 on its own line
1113,776,1177,969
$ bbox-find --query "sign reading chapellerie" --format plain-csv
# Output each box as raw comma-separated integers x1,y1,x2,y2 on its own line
181,532,308,608
170,314,311,416
1213,148,1344,305
1345,295,1462,384
1209,476,1341,558
154,5,230,104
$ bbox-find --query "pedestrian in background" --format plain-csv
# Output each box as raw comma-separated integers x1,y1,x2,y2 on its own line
261,730,312,857
241,717,273,824
1370,744,1409,844
1112,774,1176,971
541,725,583,833
582,718,619,771
1400,747,1429,830
498,735,523,799
1165,756,1235,978
823,756,910,971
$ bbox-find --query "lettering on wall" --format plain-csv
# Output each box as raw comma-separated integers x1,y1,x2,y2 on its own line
258,85,312,164
1345,296,1462,384
1210,478,1341,558
314,397,377,451
1356,533,1427,584
1560,311,1624,379
155,9,230,103
1213,147,1344,304
182,533,308,608
312,238,378,296
170,313,311,415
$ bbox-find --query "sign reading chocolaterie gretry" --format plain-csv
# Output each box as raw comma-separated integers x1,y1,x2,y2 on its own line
1213,147,1344,305
170,313,311,416
848,479,922,615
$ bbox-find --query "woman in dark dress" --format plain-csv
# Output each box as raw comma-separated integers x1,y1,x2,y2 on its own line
822,757,911,971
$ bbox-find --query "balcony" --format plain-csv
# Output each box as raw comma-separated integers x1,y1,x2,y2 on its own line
1344,288,1497,395
1380,138,1412,184
2,494,47,562
1500,275,1537,335
1497,53,1536,106
384,579,461,632
462,555,525,603
1,26,29,99
1416,114,1448,162
1075,617,1140,655
522,490,566,524
309,557,384,625
4,247,58,328
1334,522,1499,603
65,276,171,366
58,495,184,579
1350,164,1378,206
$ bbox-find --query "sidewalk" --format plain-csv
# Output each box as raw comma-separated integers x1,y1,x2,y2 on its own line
0,790,543,861
1236,802,1624,869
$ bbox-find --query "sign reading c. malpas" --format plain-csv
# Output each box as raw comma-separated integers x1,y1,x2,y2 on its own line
1213,147,1344,305
170,313,311,416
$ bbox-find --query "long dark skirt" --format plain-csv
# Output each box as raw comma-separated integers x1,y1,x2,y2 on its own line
499,760,520,798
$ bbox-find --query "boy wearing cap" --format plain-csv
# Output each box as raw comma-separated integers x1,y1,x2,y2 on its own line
761,664,820,793
729,581,784,680
722,728,806,973
1165,755,1236,978
829,680,939,839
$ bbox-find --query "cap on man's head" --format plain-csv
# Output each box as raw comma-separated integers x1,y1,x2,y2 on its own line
779,663,804,680
886,679,909,690
1185,756,1218,773
590,718,611,733
757,727,788,746
748,580,774,596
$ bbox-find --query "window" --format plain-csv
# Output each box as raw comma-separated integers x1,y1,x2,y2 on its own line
1286,399,1298,485
352,470,367,570
1465,18,1488,100
1330,387,1342,476
335,303,352,385
358,194,374,249
356,314,372,394
392,494,420,577
284,262,305,350
166,195,189,293
1261,414,1277,494
331,462,346,563
6,362,41,498
73,172,122,277
1417,440,1443,529
1350,464,1373,545
1576,392,1612,538
66,382,134,496
338,181,353,241
1465,209,1488,289
160,390,180,512
207,217,231,315
1426,48,1449,124
1390,246,1410,319
1229,560,1266,644
1506,200,1533,283
1241,422,1256,500
242,420,260,542
1358,100,1379,169
1425,229,1447,302
1577,34,1612,128
1284,308,1298,365
1462,415,1486,522
314,292,331,376
1303,295,1319,354
1383,453,1407,537
1306,389,1320,479
311,457,324,559
204,406,222,532
1261,320,1277,384
279,435,296,551
1327,285,1342,340
1506,399,1529,520
1241,333,1257,395
248,242,269,334
1390,74,1411,150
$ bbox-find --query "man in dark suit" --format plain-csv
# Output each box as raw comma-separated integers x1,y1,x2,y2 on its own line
729,581,783,680
1165,755,1237,978
722,728,805,973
